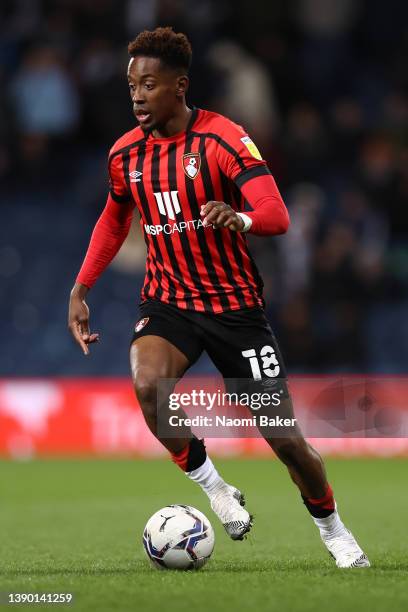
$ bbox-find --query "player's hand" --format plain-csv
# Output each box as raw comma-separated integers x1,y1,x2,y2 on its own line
200,201,245,231
68,285,99,356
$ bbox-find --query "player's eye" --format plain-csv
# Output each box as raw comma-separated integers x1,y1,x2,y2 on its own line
144,83,155,90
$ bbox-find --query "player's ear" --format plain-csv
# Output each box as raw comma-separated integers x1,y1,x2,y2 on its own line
176,75,189,97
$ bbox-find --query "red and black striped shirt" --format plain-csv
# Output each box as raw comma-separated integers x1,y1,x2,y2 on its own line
78,108,288,313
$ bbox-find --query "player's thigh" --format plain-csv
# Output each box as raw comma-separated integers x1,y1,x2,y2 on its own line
130,300,203,395
204,307,287,381
130,304,203,445
130,335,190,381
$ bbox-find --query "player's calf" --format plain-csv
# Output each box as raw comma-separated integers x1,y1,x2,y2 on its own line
267,435,328,498
172,437,253,541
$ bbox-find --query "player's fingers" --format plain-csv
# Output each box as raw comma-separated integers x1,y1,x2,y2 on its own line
203,204,227,226
88,333,100,344
79,318,90,342
204,205,222,219
223,216,236,228
200,201,222,217
69,321,89,355
200,201,215,215
225,214,245,231
213,211,233,228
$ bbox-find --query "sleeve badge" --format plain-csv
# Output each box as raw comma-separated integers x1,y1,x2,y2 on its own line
240,136,263,161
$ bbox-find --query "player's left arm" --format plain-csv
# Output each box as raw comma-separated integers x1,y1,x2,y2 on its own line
201,121,290,236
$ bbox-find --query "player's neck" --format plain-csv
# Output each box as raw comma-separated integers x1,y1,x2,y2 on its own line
151,105,192,139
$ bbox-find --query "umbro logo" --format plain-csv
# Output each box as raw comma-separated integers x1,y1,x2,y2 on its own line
129,170,142,183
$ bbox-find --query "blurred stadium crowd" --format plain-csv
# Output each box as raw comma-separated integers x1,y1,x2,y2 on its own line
1,0,408,375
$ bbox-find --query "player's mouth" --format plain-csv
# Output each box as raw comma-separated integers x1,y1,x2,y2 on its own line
135,110,152,125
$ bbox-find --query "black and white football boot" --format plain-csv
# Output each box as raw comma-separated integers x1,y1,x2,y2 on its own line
209,483,253,540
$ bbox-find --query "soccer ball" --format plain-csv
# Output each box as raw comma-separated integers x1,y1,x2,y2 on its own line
143,504,215,570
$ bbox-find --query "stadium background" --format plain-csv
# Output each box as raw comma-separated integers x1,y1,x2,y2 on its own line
1,0,408,458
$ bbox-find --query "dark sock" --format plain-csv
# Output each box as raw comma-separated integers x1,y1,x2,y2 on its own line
302,484,335,518
171,437,207,472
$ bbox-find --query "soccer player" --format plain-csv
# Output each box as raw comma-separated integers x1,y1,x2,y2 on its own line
68,27,369,568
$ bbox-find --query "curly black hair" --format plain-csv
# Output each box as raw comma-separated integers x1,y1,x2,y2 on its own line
128,26,192,72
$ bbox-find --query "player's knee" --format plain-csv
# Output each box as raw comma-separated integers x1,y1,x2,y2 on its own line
133,374,158,414
272,437,308,466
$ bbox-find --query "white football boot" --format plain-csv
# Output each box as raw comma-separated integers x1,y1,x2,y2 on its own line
318,510,370,568
320,511,370,568
323,530,370,568
209,483,253,540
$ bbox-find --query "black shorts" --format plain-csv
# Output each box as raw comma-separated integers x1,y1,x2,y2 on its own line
131,299,287,381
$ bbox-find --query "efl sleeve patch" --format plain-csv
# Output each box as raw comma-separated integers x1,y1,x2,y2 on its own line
240,136,263,161
214,119,267,181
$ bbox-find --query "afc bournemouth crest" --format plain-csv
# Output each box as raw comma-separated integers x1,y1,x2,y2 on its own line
135,317,149,333
183,153,201,179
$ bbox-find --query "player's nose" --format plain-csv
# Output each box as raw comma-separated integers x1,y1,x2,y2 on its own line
133,95,146,105
132,88,146,104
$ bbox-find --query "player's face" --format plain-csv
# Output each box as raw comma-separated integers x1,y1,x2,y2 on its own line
127,56,187,133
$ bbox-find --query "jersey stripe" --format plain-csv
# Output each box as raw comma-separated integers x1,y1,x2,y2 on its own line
158,143,187,309
184,132,230,312
122,146,156,298
109,152,131,202
151,143,180,302
199,135,247,310
174,136,218,313
187,134,239,310
109,137,146,161
214,162,260,308
122,148,154,301
109,189,131,203
166,142,204,311
218,169,264,306
234,165,272,189
190,132,247,172
128,143,164,301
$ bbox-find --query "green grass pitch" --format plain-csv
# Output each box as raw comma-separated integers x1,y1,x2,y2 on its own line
1,458,407,611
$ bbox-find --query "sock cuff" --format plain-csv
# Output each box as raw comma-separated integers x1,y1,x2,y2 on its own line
186,437,207,471
170,437,207,472
302,483,335,518
171,444,190,471
307,484,334,508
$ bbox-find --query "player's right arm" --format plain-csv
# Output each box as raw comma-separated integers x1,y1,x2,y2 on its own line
68,152,134,355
